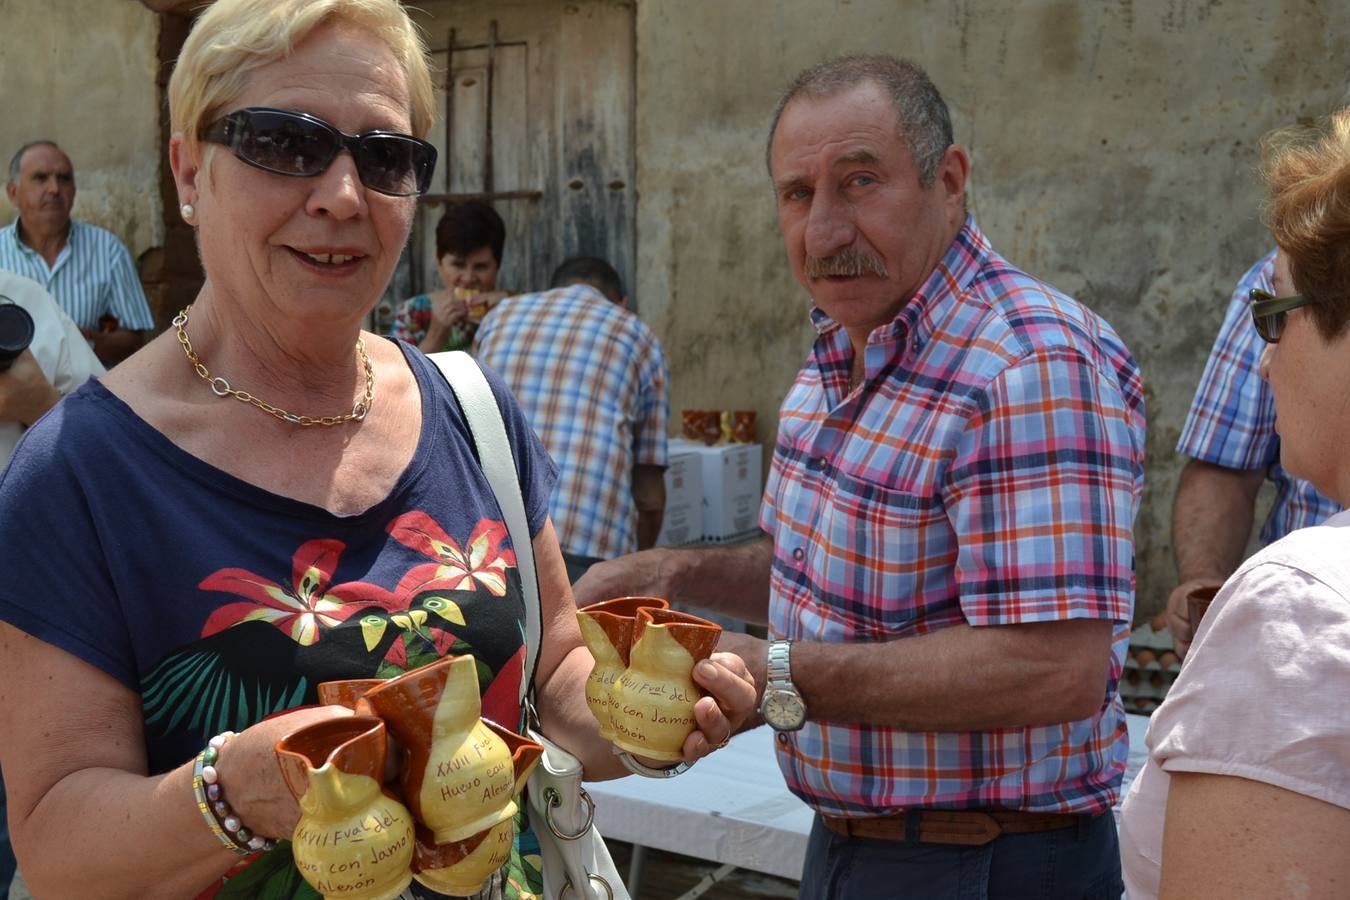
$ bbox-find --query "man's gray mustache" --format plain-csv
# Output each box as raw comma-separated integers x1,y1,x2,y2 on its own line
803,248,889,278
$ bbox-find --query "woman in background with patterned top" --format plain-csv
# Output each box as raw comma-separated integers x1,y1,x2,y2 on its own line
389,200,512,353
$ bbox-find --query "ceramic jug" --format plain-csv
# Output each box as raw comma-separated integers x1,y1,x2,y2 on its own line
410,719,543,896
611,607,721,761
362,655,520,844
576,596,670,740
275,716,416,900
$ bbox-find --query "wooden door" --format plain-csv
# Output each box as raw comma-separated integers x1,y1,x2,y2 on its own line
377,0,636,330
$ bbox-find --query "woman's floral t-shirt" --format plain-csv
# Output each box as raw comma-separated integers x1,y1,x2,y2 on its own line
0,340,558,899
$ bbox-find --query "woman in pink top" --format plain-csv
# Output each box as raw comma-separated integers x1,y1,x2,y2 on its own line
1119,109,1350,898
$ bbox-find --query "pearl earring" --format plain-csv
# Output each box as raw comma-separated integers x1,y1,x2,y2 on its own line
181,203,195,222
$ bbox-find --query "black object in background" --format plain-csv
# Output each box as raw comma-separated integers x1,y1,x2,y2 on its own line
0,301,35,373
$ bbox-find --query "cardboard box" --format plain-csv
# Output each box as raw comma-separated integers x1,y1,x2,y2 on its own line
670,439,764,543
655,448,703,547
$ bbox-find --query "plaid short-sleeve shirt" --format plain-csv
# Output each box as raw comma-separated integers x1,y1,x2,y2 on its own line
1176,250,1341,542
475,284,668,559
760,219,1146,817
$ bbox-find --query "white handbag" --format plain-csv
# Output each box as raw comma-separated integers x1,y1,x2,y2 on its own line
431,351,628,900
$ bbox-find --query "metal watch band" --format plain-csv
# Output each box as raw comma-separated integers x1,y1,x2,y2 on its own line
766,639,793,689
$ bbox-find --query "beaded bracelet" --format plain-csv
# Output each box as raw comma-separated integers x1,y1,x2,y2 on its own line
191,731,277,855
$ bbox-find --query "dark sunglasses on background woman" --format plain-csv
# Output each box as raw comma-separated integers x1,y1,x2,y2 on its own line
1249,287,1316,343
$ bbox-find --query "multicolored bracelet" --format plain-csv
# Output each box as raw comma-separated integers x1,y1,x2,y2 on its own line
191,731,277,855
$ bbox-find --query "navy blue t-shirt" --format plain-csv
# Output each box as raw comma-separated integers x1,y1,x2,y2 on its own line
0,341,558,898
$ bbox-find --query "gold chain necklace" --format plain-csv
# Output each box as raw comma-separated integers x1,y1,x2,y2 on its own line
173,305,374,427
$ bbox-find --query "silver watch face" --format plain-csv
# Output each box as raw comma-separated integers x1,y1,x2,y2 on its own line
761,688,806,731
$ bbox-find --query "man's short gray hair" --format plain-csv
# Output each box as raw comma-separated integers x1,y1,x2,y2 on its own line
766,56,954,187
7,141,62,184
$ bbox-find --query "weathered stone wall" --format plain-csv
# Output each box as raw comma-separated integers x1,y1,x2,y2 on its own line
4,0,1346,619
0,0,161,258
633,0,1350,620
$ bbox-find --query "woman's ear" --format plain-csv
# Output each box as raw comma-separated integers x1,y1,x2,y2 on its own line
169,133,200,209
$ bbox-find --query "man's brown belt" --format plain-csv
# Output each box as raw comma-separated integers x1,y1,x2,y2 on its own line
820,809,1094,846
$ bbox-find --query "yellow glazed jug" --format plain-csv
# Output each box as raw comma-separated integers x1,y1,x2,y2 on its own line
363,655,520,844
410,720,543,896
611,607,721,761
576,596,669,740
275,716,416,900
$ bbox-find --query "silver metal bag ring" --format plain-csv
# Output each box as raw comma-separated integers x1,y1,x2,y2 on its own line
544,785,596,840
559,873,614,900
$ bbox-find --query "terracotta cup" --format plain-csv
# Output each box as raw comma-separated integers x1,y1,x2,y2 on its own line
732,410,757,444
700,411,723,446
611,607,722,761
316,678,385,715
362,655,534,845
1186,584,1222,635
575,596,671,740
275,716,416,900
681,409,705,441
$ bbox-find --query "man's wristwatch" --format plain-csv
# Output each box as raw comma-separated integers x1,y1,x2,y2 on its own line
758,640,807,732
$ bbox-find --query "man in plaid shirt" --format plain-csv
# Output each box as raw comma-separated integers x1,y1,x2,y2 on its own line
1167,249,1341,655
475,256,669,583
577,55,1143,898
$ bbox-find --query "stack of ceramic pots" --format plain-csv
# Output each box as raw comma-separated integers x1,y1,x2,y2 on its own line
275,654,542,900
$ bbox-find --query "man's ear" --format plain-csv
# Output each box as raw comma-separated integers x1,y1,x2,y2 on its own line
5,181,16,207
936,143,970,223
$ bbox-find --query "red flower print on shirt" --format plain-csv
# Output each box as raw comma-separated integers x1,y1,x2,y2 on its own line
387,513,517,596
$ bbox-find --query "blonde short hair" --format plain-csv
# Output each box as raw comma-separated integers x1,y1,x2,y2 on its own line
1262,108,1350,339
169,0,435,158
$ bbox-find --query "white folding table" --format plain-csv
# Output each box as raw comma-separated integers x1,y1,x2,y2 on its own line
587,714,1151,897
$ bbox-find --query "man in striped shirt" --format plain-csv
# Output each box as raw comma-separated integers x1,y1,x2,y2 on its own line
475,256,668,583
2,141,154,366
576,56,1144,898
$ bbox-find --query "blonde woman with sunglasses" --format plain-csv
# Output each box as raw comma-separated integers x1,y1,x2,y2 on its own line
1119,109,1350,899
0,1,755,897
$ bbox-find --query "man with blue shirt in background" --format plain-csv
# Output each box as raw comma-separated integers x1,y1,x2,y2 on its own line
1167,250,1342,654
2,141,155,366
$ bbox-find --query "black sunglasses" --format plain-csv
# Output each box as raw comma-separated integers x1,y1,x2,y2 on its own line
201,107,437,197
1249,287,1316,343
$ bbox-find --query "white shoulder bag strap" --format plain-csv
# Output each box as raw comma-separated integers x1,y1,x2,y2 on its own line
430,350,542,702
428,351,627,900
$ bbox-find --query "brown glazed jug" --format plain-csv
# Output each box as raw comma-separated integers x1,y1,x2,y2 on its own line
362,655,521,845
576,596,670,740
611,608,721,761
275,716,416,900
409,719,543,896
